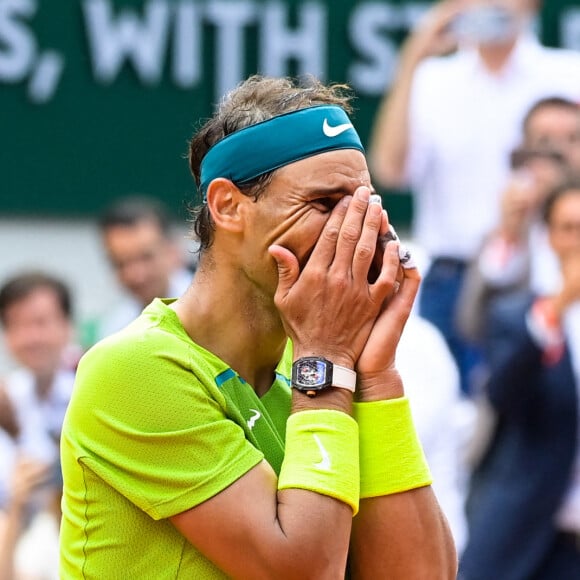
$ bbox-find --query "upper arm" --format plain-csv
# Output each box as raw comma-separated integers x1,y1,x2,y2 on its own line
64,339,264,520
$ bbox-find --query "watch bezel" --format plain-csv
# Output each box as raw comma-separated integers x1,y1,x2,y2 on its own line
291,356,333,394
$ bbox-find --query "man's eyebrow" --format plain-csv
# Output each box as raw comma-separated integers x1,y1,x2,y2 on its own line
308,184,376,197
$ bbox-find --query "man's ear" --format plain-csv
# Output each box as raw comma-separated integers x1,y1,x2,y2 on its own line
205,178,248,234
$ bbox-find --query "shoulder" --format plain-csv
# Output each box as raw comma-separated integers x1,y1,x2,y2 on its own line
68,311,226,438
78,319,191,391
530,44,580,90
535,44,580,66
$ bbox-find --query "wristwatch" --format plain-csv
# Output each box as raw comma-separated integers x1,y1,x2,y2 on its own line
291,357,356,397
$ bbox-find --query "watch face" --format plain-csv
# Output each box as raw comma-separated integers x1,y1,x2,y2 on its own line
292,357,332,391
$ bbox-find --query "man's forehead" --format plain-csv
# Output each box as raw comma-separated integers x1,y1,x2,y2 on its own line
529,107,580,130
273,150,370,187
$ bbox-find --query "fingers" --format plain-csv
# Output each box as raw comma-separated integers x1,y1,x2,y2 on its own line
268,244,300,304
307,186,382,280
306,194,352,267
350,193,384,281
371,241,403,302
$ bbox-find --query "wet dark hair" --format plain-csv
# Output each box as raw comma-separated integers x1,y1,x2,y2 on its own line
0,271,72,326
187,75,355,252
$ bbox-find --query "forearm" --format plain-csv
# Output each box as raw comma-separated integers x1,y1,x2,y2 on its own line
270,389,357,577
349,371,457,579
173,389,358,579
350,488,456,579
273,489,353,579
368,46,421,188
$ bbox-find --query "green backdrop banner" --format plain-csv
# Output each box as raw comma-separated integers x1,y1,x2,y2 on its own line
2,0,580,222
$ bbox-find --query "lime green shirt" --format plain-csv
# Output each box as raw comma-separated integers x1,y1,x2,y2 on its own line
60,299,292,579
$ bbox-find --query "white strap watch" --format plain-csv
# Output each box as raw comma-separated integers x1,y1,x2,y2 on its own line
291,357,356,397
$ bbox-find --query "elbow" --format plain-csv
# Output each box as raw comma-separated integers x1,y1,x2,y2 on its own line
257,538,348,580
444,531,460,580
411,505,458,580
430,512,459,580
262,553,345,580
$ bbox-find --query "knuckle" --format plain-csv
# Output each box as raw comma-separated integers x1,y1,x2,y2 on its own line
322,225,340,244
340,225,360,244
355,243,374,262
331,273,350,292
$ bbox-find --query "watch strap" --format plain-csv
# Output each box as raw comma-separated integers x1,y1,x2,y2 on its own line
331,364,356,392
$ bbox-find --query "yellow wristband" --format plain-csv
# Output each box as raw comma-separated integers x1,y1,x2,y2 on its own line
353,397,432,498
278,409,360,514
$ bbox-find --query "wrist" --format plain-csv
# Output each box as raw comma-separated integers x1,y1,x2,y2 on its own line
291,387,353,415
279,409,360,514
356,368,404,402
354,397,432,498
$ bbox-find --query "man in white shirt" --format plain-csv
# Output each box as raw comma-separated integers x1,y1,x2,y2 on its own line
97,195,195,340
369,0,580,395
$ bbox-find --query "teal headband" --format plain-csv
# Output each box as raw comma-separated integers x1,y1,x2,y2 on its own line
199,105,364,200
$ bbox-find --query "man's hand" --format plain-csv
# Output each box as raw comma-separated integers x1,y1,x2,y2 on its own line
356,239,421,401
9,457,51,510
269,187,396,370
498,171,539,243
402,0,465,67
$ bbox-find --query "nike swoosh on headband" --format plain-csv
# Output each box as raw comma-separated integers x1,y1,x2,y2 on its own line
200,105,364,200
322,118,354,138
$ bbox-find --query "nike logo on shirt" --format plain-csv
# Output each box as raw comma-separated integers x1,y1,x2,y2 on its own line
247,409,261,429
322,118,353,138
313,434,331,471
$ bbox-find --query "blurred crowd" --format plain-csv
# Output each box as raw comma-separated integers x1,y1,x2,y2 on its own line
2,0,580,578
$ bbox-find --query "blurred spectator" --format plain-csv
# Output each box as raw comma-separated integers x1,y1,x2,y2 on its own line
0,271,77,579
460,181,580,579
369,0,580,395
458,97,580,345
0,393,53,580
96,195,195,340
398,313,475,555
522,96,580,175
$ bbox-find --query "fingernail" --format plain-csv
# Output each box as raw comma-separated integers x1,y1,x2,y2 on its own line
398,244,417,269
342,195,353,207
356,187,370,202
369,194,382,206
389,224,399,240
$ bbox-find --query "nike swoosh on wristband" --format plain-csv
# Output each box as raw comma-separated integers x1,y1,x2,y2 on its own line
322,118,354,138
313,434,331,471
247,409,261,429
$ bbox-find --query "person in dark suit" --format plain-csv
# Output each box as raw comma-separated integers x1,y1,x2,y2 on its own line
460,180,580,579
